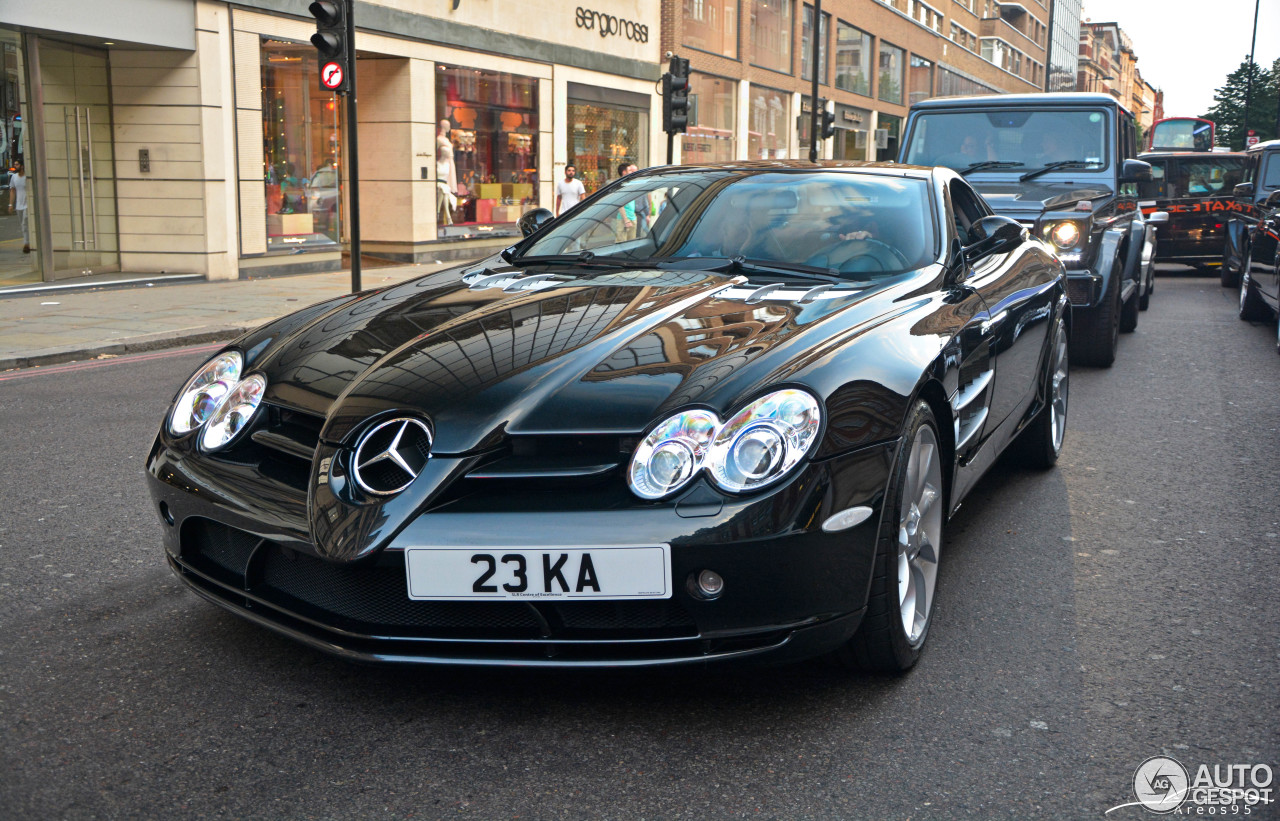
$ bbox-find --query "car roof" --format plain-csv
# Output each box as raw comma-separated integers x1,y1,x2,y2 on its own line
1138,151,1248,159
910,92,1132,115
645,160,936,180
1246,139,1280,154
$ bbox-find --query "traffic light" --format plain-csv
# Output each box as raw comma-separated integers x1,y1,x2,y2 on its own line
819,98,835,140
663,55,690,135
309,0,350,94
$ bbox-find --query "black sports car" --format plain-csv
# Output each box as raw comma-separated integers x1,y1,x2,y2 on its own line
147,162,1069,673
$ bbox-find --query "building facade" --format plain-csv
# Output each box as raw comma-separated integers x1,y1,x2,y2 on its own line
1,0,663,288
1044,0,1080,92
662,0,1050,165
1076,19,1157,129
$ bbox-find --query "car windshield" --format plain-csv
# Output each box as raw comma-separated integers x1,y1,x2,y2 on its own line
518,170,936,278
905,109,1110,174
1145,156,1247,198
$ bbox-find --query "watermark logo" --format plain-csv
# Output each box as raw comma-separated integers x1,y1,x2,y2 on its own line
1132,756,1190,813
1107,757,1274,816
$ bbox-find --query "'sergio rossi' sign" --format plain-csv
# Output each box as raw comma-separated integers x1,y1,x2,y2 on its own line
575,7,649,42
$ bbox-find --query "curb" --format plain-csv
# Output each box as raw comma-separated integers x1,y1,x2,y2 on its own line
0,323,263,372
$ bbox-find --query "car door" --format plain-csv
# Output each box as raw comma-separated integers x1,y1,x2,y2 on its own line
1249,152,1280,306
949,179,1055,442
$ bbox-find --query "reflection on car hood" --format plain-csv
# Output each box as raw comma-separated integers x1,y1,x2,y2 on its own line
236,264,906,453
967,180,1113,217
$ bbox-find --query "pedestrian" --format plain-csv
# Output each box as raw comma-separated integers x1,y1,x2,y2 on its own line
9,159,29,254
615,162,638,241
555,164,585,216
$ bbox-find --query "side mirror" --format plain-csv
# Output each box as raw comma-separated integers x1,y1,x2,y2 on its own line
1120,158,1153,184
1265,190,1280,208
1232,182,1254,199
517,208,554,237
1145,211,1169,225
964,215,1026,262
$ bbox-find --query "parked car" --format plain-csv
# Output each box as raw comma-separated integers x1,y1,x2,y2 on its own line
1226,141,1280,353
1137,151,1248,273
147,162,1069,673
901,93,1161,367
1222,139,1280,290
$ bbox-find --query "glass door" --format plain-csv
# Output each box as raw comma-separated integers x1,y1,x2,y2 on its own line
0,29,40,287
38,40,118,278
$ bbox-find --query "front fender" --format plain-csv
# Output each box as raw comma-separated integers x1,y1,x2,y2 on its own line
1094,228,1125,293
1122,219,1146,282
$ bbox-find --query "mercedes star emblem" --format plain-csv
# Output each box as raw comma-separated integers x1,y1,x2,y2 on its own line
351,417,433,496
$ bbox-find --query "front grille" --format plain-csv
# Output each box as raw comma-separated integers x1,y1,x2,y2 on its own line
238,405,326,492
1065,277,1093,306
178,519,697,640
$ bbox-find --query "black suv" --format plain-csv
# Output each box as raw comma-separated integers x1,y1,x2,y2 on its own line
900,93,1160,367
1223,139,1280,352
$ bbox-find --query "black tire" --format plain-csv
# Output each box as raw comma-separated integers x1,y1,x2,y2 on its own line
1139,273,1152,310
1017,316,1069,469
1069,264,1120,367
1221,246,1241,288
835,401,944,674
1119,290,1139,333
1239,271,1270,321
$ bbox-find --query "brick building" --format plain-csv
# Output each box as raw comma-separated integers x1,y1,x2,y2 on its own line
661,0,1051,164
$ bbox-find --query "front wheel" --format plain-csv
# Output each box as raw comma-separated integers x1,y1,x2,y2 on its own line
1119,290,1139,333
1239,271,1270,321
1221,244,1241,288
1017,316,1069,468
835,401,944,674
1070,266,1120,367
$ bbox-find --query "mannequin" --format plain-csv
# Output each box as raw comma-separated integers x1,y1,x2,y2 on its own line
436,119,458,225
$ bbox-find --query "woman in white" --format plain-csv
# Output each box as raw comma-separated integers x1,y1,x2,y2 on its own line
9,159,29,254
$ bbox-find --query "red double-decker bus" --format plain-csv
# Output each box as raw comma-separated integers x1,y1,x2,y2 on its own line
1148,117,1216,152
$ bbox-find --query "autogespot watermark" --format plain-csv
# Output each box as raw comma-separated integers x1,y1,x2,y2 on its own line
1106,756,1274,815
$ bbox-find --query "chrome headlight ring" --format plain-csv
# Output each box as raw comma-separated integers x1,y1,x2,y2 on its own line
167,351,242,436
627,389,823,500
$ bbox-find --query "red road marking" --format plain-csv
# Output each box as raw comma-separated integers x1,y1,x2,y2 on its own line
0,343,224,382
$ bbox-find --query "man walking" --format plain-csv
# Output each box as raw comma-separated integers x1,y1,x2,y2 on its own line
555,164,585,216
9,159,29,254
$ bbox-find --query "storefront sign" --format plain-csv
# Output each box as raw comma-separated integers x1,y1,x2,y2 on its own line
575,7,649,42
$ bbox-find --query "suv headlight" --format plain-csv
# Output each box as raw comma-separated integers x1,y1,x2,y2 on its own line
1041,220,1086,252
168,351,242,435
627,389,822,500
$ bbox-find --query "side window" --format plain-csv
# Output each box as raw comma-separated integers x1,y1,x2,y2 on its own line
948,179,988,244
1261,154,1280,191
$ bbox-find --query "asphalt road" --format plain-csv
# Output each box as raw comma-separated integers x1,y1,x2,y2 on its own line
1,272,1277,820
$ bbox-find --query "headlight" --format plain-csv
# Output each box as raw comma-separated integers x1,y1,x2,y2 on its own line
1045,220,1083,250
628,409,718,500
168,352,242,436
627,390,822,499
200,374,267,451
706,390,822,493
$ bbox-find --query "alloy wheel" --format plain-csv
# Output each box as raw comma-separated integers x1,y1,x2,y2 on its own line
1049,321,1069,451
897,424,943,644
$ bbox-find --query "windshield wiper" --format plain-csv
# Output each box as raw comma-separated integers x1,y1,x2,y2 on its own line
506,250,662,270
1019,160,1102,182
959,161,1024,177
703,256,856,286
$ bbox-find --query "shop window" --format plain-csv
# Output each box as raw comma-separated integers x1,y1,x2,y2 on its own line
748,86,790,159
878,42,904,105
261,39,344,253
436,64,539,239
876,113,901,162
682,74,736,163
568,101,649,194
683,0,738,59
801,5,829,84
749,0,792,74
835,21,871,96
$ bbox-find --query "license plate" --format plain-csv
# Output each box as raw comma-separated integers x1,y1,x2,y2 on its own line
404,545,671,601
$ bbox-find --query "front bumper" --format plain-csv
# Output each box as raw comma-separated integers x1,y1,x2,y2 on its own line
147,441,895,668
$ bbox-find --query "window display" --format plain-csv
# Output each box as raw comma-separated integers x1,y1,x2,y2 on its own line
436,64,539,239
568,101,648,194
261,39,343,253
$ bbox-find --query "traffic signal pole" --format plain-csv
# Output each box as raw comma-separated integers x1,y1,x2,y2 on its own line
344,0,360,293
808,0,821,162
309,0,360,292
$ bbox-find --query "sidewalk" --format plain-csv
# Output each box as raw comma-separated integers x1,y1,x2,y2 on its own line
0,261,456,371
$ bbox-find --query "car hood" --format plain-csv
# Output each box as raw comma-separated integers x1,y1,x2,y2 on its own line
239,262,907,455
967,179,1113,219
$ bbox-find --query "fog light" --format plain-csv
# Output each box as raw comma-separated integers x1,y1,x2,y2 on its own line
696,569,724,598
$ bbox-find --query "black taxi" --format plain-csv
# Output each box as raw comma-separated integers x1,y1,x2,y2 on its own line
1137,151,1248,274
